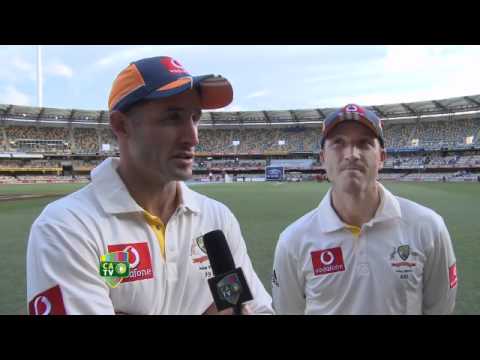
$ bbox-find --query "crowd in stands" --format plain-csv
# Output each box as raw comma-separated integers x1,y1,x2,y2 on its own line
99,128,119,153
383,154,480,169
196,128,322,154
72,128,98,154
383,123,413,148
5,126,69,141
383,118,480,149
0,117,479,155
0,159,62,168
0,159,102,169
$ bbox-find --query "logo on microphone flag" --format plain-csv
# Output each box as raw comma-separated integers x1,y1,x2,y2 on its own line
208,268,253,311
217,273,242,305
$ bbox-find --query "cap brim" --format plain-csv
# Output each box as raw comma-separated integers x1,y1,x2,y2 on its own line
194,75,233,110
142,75,233,110
321,118,384,147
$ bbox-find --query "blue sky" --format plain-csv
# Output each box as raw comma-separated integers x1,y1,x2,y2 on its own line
1,45,479,112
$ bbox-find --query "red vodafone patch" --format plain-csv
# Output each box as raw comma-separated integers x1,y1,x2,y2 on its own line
311,247,346,276
29,285,66,315
449,263,458,289
108,242,154,283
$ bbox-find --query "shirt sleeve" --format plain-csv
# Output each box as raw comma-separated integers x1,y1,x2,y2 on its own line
226,210,274,315
27,211,115,315
272,233,306,315
422,214,457,315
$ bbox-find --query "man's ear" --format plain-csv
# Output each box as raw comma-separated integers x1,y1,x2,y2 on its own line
379,146,386,169
319,149,325,165
110,111,129,140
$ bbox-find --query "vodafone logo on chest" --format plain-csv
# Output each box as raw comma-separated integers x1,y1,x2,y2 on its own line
311,247,346,276
29,285,66,315
108,242,154,283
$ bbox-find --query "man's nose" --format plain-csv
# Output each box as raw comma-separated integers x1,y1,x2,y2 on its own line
344,144,361,160
182,117,199,147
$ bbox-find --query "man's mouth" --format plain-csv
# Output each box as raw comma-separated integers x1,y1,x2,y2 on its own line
343,166,364,172
173,152,194,160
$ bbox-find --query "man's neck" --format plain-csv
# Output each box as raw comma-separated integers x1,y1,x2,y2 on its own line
116,163,179,224
331,183,381,228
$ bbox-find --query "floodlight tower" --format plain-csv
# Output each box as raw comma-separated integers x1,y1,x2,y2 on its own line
37,45,43,107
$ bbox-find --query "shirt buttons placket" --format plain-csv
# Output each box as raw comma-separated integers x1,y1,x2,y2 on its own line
358,230,370,276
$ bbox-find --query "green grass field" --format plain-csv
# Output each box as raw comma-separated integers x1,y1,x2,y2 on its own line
1,181,479,314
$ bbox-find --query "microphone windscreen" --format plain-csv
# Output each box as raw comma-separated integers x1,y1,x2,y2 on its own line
202,230,235,276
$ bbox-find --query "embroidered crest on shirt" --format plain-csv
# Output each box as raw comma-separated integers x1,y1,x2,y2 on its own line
191,235,209,264
191,234,213,279
390,244,419,279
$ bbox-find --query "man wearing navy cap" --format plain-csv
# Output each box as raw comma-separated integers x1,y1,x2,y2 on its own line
26,56,273,315
272,104,457,315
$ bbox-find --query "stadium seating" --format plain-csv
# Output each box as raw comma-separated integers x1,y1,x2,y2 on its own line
1,117,480,155
1,97,480,183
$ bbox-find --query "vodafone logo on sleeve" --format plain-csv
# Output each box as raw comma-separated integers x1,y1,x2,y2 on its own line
311,247,346,276
108,242,154,283
29,285,66,315
449,263,458,289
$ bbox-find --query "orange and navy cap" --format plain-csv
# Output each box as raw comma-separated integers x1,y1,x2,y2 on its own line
108,56,233,112
321,104,384,148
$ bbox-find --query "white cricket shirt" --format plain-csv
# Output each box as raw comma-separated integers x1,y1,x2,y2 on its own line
272,183,457,315
27,157,273,315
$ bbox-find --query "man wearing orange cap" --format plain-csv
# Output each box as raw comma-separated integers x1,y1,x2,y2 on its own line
272,104,457,315
26,56,273,315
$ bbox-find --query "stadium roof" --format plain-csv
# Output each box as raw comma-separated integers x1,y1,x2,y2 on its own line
1,94,480,127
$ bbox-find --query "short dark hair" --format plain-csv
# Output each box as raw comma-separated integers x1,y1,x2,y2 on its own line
120,99,152,116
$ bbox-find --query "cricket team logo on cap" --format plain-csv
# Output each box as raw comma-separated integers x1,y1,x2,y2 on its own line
160,57,187,74
29,285,66,315
311,247,346,276
345,104,359,112
108,242,153,283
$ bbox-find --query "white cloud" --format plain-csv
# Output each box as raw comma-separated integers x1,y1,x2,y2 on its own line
0,86,31,106
0,55,35,82
12,56,34,72
45,62,74,78
93,45,200,69
246,90,270,99
94,46,155,67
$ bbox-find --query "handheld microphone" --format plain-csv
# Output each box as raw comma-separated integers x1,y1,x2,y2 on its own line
202,230,253,315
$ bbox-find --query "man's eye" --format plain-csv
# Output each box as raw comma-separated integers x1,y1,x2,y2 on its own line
360,140,373,147
168,112,182,121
